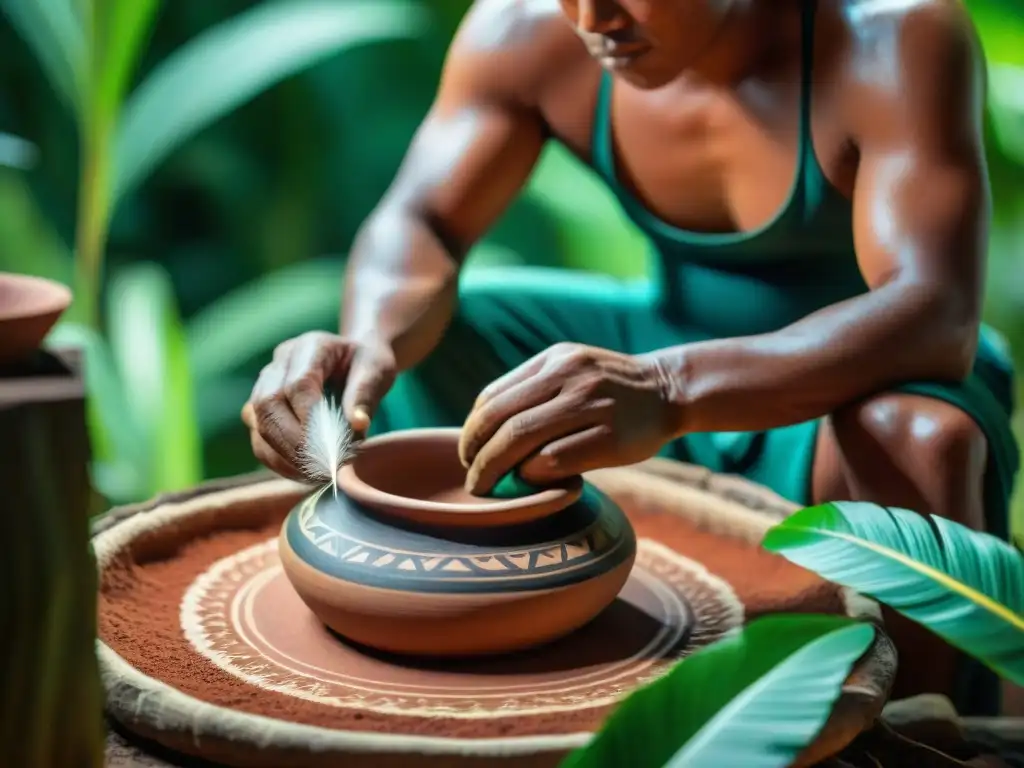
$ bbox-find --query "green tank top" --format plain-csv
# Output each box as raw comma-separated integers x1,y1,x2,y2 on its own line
589,0,867,339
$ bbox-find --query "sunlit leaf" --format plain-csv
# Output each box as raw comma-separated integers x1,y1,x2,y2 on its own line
186,257,343,383
561,615,875,768
970,0,1024,67
90,0,161,126
0,171,73,282
524,143,647,278
763,502,1024,685
0,0,85,113
112,0,430,202
44,321,146,501
194,375,257,437
0,133,40,170
106,261,202,495
989,64,1024,165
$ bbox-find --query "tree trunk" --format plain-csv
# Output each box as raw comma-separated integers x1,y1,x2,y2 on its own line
0,348,104,768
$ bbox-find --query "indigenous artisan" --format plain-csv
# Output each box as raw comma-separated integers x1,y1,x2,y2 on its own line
243,0,1018,714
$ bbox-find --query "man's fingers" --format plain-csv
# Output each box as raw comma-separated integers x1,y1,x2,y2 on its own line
342,351,396,433
250,362,305,465
282,336,345,424
284,370,326,428
464,397,597,495
518,424,615,485
250,426,306,481
460,373,561,469
241,401,256,430
471,355,546,413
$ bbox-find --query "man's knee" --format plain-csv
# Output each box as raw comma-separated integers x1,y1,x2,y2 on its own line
833,394,987,471
830,393,988,525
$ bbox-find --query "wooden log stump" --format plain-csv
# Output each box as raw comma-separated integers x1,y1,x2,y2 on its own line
0,348,104,768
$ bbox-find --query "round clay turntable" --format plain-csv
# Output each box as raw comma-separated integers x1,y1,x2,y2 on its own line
95,460,896,768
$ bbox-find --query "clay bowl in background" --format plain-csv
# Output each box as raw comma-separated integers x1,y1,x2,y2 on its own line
338,427,583,527
0,272,72,366
280,427,637,657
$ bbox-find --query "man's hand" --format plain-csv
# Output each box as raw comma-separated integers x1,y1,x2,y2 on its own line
458,343,681,494
241,331,396,479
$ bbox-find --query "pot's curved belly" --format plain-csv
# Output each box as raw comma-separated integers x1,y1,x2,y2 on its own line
279,484,640,656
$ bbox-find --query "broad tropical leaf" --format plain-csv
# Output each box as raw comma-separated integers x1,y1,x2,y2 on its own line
561,615,875,768
186,257,344,384
989,64,1024,166
0,0,85,112
45,321,147,502
762,502,1024,685
90,0,162,125
106,262,202,496
525,144,647,278
194,375,259,438
0,132,39,171
971,0,1024,67
112,0,429,201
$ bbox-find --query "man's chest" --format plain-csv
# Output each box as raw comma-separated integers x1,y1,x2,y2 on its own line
540,64,858,236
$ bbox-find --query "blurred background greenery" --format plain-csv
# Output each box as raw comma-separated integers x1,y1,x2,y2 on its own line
1,0,1022,535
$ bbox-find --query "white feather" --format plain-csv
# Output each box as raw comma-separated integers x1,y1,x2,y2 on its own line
298,396,355,497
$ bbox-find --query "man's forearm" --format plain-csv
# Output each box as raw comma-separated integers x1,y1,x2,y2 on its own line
650,281,979,436
341,206,461,371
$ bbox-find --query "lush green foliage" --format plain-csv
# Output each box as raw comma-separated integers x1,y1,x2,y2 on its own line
566,496,1023,768
1,0,427,500
763,501,1024,685
560,615,875,768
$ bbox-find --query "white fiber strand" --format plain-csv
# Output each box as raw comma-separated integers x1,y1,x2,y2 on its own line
298,396,355,497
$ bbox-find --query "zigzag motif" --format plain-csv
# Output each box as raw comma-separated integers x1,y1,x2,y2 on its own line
298,497,613,576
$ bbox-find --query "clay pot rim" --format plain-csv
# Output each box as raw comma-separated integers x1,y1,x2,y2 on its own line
338,427,584,518
0,272,72,321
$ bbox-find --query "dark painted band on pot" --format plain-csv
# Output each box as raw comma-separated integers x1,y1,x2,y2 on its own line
285,483,638,594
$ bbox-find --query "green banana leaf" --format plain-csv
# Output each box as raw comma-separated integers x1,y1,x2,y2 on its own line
47,263,204,504
186,257,344,386
106,261,203,497
194,375,260,438
0,0,85,113
971,0,1024,68
762,502,1024,685
988,64,1024,166
45,320,147,503
560,615,876,768
0,133,40,171
187,241,523,389
0,170,72,282
525,143,648,278
111,0,429,202
90,0,161,127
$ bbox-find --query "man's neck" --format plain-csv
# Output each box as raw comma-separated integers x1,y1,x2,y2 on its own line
682,0,806,88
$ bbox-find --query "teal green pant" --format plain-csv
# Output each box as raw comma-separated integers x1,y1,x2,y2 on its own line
373,266,1019,713
375,266,1017,537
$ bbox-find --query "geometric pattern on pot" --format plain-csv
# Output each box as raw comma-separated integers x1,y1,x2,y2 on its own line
286,483,637,594
182,536,742,718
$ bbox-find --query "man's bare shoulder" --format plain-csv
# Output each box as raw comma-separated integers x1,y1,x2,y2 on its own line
441,0,587,107
839,0,984,142
455,0,569,52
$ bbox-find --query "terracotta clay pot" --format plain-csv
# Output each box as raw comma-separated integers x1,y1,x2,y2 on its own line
0,272,72,366
279,427,637,657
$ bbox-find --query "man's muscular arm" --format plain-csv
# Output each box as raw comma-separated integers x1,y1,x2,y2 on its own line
341,1,546,371
652,3,988,436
